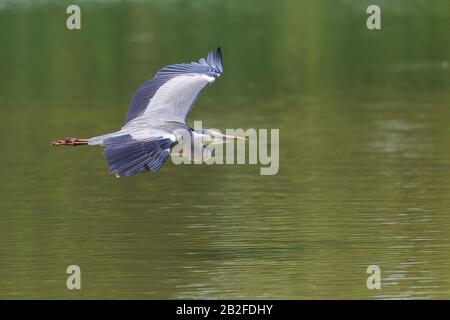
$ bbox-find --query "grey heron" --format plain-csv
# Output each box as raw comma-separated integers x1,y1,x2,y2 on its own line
52,48,245,177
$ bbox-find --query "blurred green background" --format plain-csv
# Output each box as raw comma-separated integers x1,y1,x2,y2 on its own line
0,0,449,299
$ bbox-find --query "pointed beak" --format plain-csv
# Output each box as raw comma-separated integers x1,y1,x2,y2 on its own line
223,134,248,141
205,130,248,145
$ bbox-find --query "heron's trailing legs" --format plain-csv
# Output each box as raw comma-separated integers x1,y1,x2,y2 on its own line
52,137,88,146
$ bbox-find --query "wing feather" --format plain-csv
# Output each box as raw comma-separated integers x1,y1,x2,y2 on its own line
124,48,223,125
103,134,175,176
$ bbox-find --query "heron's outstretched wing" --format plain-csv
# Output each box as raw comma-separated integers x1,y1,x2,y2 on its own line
124,47,223,125
103,134,176,177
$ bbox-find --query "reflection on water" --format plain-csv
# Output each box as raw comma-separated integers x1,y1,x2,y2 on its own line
0,0,449,299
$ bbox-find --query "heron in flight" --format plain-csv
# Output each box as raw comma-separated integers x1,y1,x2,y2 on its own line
52,48,244,177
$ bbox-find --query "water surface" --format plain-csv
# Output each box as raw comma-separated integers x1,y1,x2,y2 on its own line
0,0,449,299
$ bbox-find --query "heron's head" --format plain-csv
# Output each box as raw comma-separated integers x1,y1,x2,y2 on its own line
201,129,247,145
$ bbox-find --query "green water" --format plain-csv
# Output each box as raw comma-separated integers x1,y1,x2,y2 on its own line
0,0,449,299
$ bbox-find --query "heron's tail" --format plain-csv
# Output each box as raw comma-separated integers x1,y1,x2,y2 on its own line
51,137,89,146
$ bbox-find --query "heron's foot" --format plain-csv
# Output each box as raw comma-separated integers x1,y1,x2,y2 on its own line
52,137,88,146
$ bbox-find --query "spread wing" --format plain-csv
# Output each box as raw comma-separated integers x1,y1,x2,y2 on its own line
124,48,223,125
103,134,176,177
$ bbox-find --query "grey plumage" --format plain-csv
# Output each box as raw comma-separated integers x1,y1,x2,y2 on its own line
87,48,224,176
